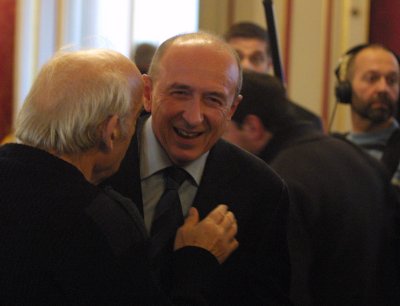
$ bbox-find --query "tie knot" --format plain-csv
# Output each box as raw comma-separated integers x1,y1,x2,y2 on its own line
164,166,187,190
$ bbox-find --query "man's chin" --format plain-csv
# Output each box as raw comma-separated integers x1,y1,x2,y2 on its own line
168,149,203,166
368,110,392,124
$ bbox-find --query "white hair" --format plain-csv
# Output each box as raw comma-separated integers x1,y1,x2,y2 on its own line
16,49,143,154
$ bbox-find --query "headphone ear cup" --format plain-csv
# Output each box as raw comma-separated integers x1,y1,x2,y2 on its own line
335,80,352,104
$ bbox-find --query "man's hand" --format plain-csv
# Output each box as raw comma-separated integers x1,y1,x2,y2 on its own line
174,204,239,264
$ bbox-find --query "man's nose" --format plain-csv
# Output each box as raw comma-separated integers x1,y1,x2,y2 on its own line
182,96,204,126
377,77,391,92
241,57,254,71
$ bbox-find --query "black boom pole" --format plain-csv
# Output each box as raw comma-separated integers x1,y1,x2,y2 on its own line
263,0,285,84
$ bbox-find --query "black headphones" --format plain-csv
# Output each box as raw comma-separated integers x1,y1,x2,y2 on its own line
334,43,400,104
334,44,370,104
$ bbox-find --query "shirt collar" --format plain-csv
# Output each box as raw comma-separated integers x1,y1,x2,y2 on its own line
348,119,399,144
139,116,208,186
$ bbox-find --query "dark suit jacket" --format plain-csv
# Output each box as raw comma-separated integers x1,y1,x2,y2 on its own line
103,117,292,305
288,101,323,131
0,144,219,305
259,123,400,305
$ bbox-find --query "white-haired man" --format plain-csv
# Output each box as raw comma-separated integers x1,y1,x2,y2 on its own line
0,49,238,304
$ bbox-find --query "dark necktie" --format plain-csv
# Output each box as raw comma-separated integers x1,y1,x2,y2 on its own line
150,166,187,258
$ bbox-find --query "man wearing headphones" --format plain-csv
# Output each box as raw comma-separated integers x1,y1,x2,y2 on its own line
335,44,400,188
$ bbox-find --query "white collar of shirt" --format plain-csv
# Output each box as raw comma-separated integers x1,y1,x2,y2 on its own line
348,119,400,145
139,115,208,186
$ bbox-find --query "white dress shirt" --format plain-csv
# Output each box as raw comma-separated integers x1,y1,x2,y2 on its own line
139,116,209,233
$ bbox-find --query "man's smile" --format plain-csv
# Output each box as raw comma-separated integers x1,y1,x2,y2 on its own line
174,127,203,139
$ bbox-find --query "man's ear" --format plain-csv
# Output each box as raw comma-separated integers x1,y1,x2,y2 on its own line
243,114,273,146
228,94,243,119
142,74,153,112
242,114,265,139
100,115,120,152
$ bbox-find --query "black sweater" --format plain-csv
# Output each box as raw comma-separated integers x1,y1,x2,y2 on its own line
0,144,217,305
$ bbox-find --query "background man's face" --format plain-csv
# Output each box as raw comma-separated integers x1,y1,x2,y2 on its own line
228,38,271,73
351,48,400,124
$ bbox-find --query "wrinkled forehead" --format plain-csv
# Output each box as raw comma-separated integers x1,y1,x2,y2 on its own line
354,48,400,72
166,42,236,65
228,37,268,52
160,43,240,85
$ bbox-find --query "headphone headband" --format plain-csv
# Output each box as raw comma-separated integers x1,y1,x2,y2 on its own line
334,43,370,82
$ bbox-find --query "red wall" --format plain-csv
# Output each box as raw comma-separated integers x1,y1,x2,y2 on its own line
0,0,16,142
369,0,400,54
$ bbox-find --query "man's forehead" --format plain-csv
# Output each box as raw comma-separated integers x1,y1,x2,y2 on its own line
351,49,398,77
355,48,399,68
228,38,269,57
156,67,239,100
155,41,241,91
161,70,238,90
164,42,229,61
161,44,237,70
229,37,267,47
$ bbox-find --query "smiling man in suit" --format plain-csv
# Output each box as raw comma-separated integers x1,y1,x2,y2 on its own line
103,32,292,305
0,48,240,305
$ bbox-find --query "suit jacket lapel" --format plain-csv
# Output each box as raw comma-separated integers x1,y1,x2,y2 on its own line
128,116,146,215
194,140,238,218
103,186,148,239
